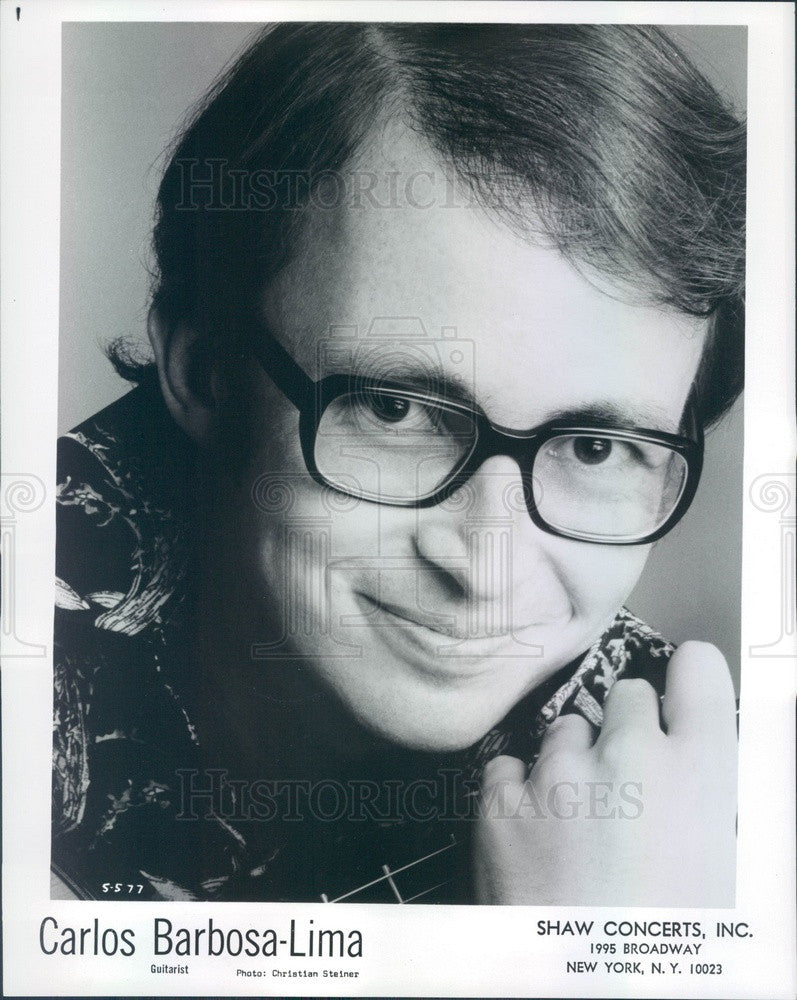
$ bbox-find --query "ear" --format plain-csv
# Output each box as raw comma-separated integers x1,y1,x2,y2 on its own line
149,316,225,446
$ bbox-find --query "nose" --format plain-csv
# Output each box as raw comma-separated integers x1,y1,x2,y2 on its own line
457,452,537,529
414,455,557,628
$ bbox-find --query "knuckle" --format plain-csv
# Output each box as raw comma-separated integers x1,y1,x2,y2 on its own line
544,715,574,739
676,641,730,674
479,779,526,820
596,731,647,772
608,677,656,701
678,639,716,656
534,747,584,780
481,754,525,790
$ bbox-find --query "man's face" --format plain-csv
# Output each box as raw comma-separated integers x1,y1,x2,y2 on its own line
217,132,707,752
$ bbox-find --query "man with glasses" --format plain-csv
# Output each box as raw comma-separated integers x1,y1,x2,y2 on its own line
53,24,744,905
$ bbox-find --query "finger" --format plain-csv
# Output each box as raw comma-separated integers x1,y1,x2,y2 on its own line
598,677,661,742
538,712,595,758
661,641,737,752
481,753,526,789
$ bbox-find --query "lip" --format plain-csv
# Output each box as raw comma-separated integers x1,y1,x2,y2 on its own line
353,592,568,676
371,599,475,640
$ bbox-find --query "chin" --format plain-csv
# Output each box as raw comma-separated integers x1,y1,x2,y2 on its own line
354,695,513,754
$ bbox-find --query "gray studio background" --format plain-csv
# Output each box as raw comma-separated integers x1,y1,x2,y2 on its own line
59,23,746,688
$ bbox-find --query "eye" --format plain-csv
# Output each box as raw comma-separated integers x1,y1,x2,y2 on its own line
366,391,411,424
543,435,650,470
572,437,613,465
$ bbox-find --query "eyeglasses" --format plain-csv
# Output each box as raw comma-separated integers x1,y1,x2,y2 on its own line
248,326,703,545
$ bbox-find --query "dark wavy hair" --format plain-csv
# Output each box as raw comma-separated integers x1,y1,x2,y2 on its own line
110,23,746,427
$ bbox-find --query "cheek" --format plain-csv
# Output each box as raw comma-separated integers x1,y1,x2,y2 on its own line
553,541,653,619
241,475,394,593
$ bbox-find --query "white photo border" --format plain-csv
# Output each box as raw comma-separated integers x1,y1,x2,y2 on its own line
2,2,794,997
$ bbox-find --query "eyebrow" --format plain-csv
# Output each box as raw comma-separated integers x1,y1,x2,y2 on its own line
545,402,680,433
362,363,480,408
346,359,680,432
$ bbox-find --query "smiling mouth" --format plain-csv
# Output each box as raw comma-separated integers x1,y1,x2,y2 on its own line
368,599,473,639
354,593,556,643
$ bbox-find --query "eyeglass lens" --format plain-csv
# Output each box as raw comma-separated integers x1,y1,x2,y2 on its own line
312,387,688,539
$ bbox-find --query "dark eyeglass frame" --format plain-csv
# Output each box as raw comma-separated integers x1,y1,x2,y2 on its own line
248,326,704,545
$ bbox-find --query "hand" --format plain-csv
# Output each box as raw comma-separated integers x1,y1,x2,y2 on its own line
474,641,738,906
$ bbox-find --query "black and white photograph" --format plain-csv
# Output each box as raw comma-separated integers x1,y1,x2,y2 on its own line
51,18,746,909
2,3,794,997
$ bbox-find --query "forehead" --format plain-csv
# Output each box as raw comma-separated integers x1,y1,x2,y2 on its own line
261,129,708,430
